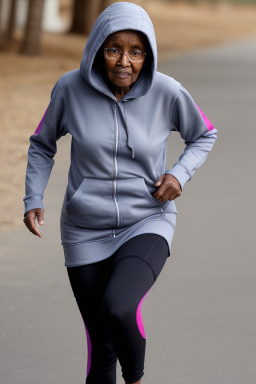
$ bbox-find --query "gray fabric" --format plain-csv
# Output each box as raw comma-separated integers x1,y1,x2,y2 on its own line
23,2,217,266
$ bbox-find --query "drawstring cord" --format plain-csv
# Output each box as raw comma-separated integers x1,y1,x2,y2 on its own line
123,100,135,159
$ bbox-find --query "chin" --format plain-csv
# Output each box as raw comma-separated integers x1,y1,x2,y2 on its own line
109,76,132,87
119,83,132,88
112,80,131,88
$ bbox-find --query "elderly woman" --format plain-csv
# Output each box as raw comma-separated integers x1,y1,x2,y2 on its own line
23,2,217,384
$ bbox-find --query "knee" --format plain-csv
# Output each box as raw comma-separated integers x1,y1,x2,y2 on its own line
101,296,134,327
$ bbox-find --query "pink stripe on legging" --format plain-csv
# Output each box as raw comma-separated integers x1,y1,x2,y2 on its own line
136,289,150,339
34,106,49,135
83,320,92,378
196,104,214,132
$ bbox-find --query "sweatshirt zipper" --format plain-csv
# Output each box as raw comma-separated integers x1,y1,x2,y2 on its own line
113,101,120,234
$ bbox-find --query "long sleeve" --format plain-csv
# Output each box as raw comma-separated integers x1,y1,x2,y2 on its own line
23,80,68,216
165,83,218,191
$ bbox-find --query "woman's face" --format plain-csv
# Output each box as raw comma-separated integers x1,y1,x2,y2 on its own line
103,30,147,89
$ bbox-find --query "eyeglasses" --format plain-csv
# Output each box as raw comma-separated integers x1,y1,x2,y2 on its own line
104,47,146,63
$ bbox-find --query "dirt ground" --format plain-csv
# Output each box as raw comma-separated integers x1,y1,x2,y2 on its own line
1,0,256,232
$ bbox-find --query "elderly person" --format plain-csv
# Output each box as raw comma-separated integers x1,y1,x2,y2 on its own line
23,2,217,384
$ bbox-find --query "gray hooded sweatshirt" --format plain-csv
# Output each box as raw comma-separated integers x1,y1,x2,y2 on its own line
23,2,218,267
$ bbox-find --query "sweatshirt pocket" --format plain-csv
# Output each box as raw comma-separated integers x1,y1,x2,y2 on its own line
66,178,116,229
117,177,169,228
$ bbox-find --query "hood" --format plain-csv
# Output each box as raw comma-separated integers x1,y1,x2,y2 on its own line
80,2,158,102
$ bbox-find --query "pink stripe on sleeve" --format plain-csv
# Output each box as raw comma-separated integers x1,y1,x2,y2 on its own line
196,104,214,132
34,106,49,135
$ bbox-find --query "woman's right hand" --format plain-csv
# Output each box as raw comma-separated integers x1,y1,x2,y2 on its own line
23,208,45,238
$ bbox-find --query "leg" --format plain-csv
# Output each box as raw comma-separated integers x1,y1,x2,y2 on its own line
67,256,118,384
102,233,169,383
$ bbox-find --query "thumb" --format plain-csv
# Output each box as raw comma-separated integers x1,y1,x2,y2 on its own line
36,209,44,225
154,175,165,187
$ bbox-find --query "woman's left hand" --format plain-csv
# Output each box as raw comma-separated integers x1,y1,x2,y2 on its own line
152,174,182,202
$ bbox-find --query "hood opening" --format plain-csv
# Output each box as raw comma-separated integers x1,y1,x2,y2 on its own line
92,34,154,99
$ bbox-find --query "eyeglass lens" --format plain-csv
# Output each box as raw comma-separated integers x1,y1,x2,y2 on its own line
105,48,145,62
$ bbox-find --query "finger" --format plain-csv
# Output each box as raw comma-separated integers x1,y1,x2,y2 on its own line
36,210,44,225
154,175,165,187
161,190,172,201
154,184,181,202
30,220,42,237
152,185,167,201
25,213,42,237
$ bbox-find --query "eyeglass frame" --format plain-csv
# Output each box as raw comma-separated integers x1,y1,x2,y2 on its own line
104,47,147,63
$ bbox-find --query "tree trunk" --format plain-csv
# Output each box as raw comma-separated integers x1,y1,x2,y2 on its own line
0,0,4,50
20,0,45,56
0,0,3,33
69,0,102,35
6,0,17,41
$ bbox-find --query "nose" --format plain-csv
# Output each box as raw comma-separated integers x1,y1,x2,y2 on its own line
118,52,130,67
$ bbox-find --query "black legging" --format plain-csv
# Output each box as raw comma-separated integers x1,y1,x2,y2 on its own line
67,233,169,384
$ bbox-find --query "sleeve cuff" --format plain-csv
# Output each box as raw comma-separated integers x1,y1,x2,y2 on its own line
165,163,191,191
23,195,44,217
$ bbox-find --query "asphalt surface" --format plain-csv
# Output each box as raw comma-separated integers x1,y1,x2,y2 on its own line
1,35,256,384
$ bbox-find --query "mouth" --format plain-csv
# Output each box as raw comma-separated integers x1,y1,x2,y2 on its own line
114,71,131,79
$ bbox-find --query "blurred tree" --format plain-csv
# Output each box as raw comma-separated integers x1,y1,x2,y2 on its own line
20,0,45,55
0,0,2,32
0,0,18,50
0,0,3,50
69,0,102,35
6,0,17,41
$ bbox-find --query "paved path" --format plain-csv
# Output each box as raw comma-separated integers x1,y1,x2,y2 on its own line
1,36,256,384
